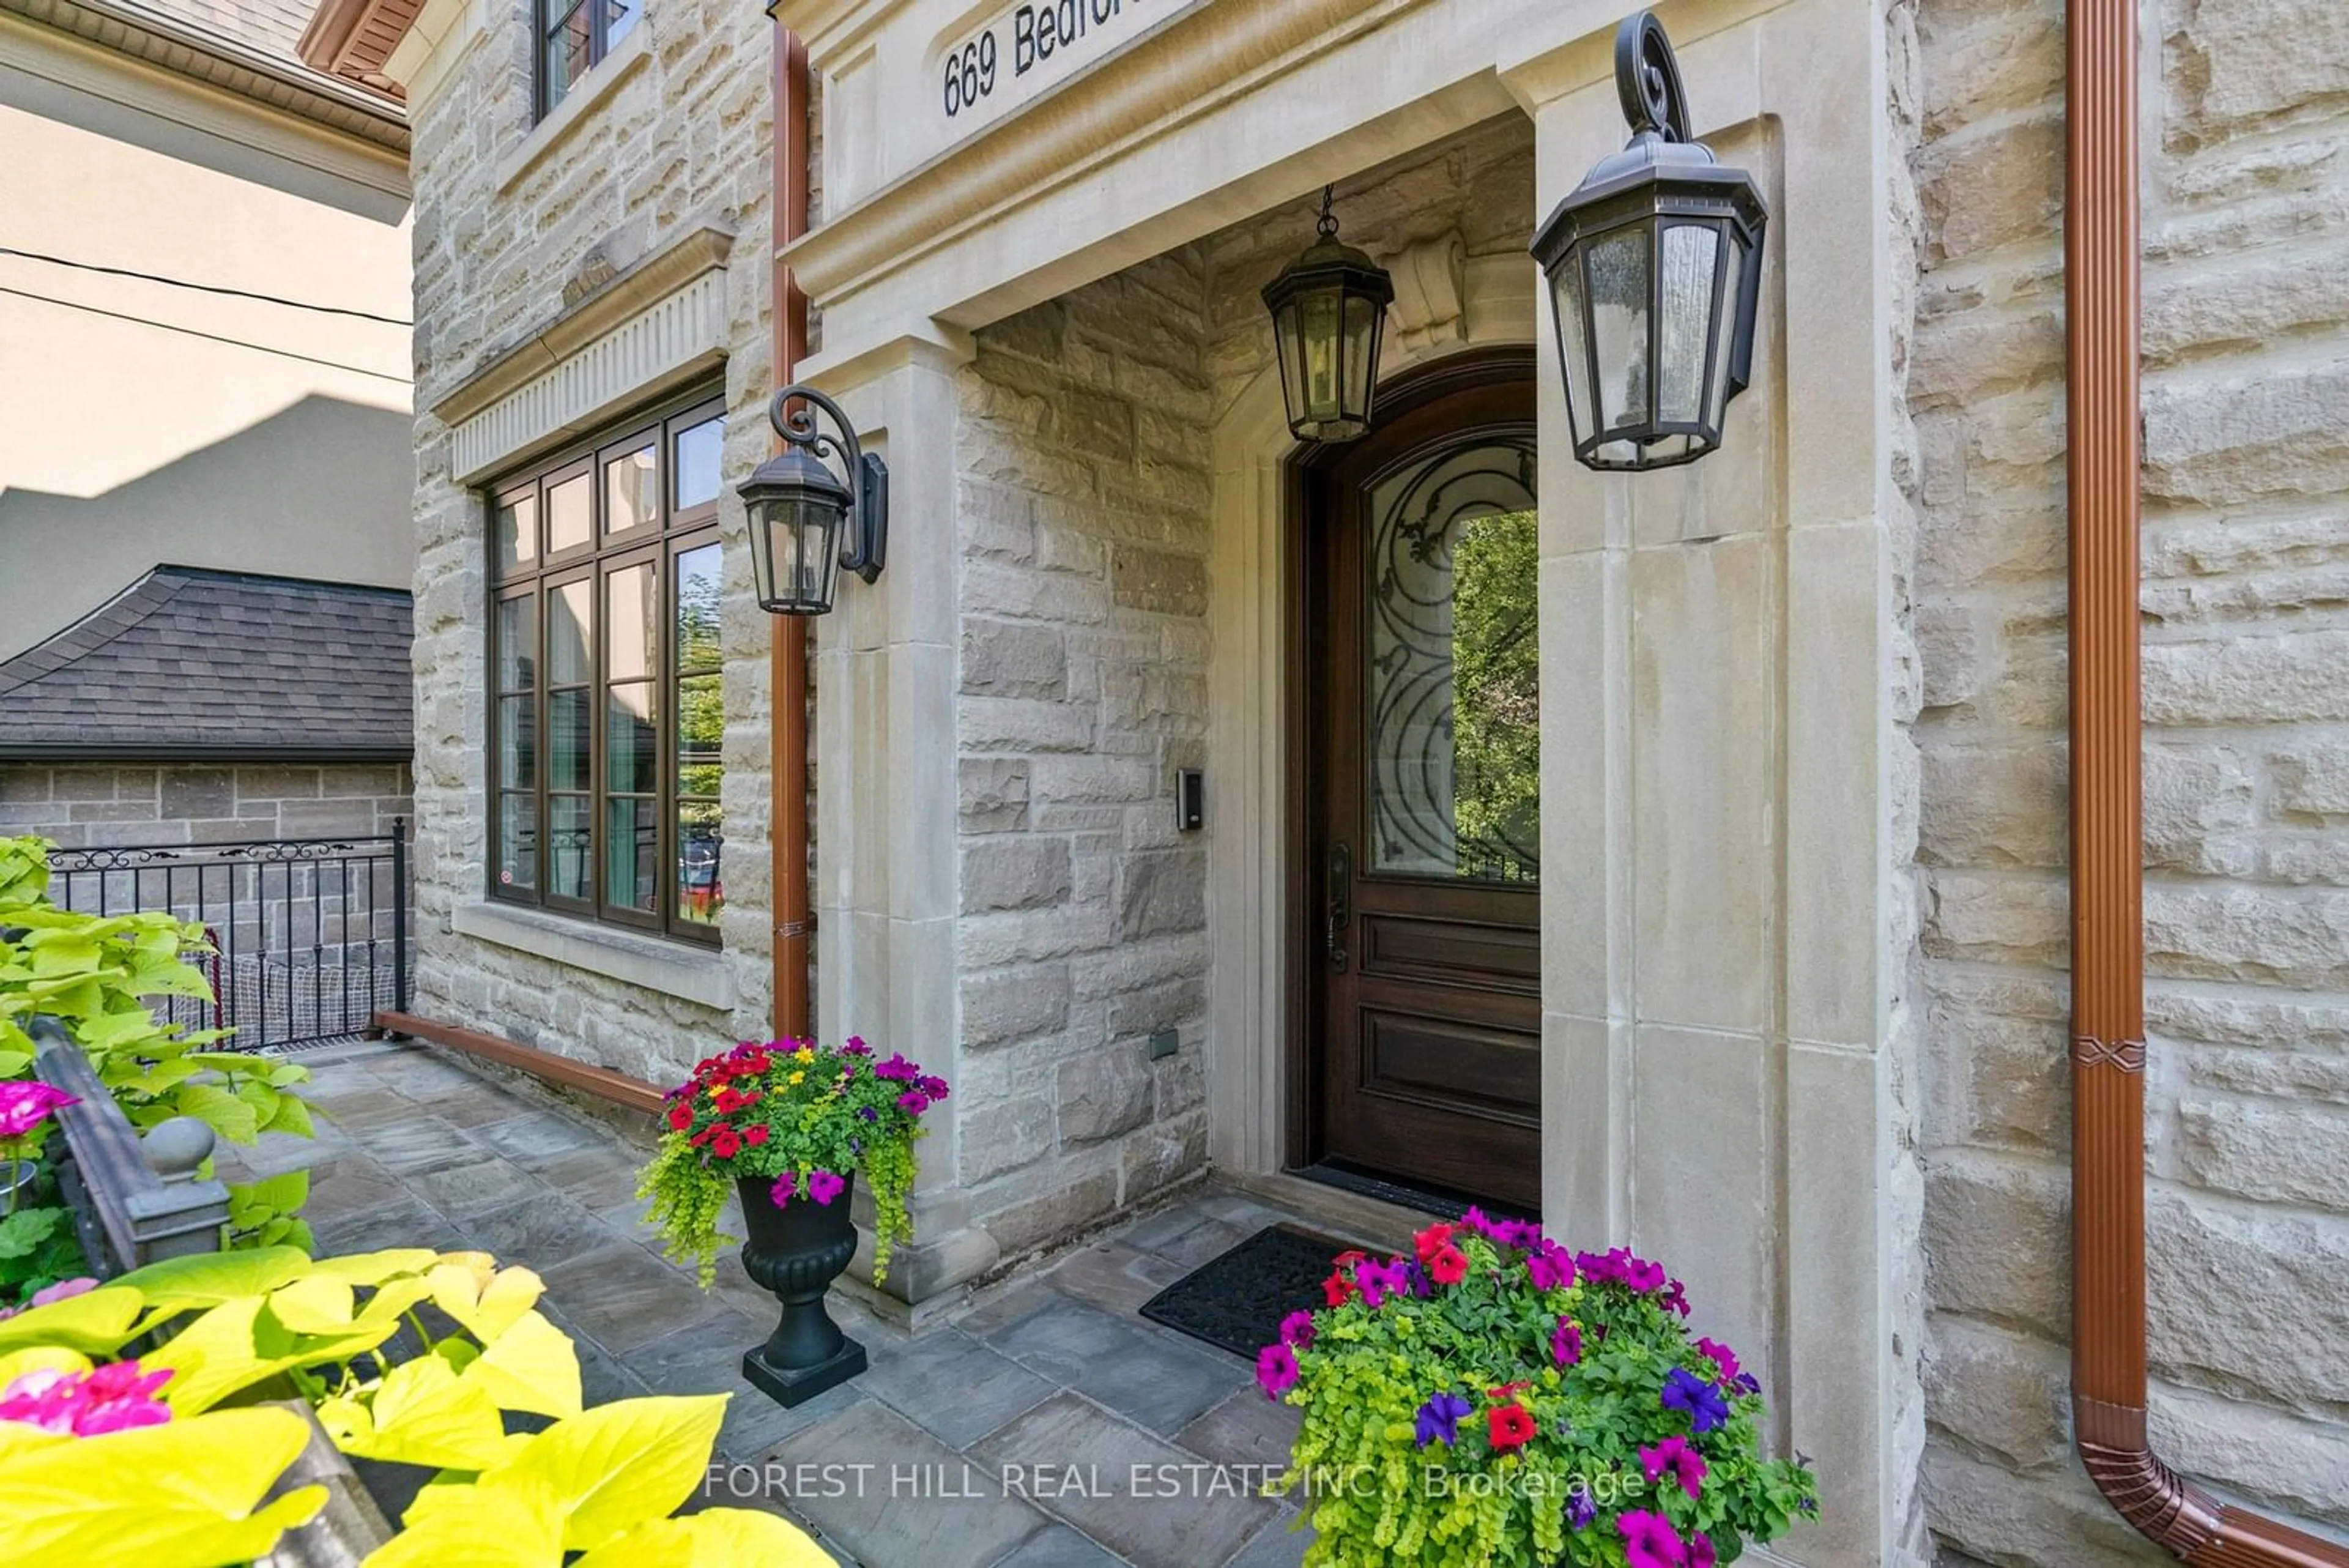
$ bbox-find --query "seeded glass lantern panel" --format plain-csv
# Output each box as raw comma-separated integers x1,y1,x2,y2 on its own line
1262,206,1395,445
741,445,850,616
1531,13,1768,473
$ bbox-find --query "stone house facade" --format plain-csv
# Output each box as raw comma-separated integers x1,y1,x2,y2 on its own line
299,0,2349,1561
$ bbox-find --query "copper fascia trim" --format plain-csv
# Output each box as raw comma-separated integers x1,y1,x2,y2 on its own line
2066,0,2349,1561
770,23,814,1043
294,0,418,100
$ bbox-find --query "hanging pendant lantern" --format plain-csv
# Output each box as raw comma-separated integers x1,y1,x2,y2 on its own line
1530,11,1768,472
1262,187,1395,444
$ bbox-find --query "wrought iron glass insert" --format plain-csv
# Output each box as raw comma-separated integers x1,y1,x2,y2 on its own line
1364,433,1540,883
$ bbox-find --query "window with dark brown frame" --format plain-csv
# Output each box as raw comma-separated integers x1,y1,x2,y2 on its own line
490,388,729,943
538,0,640,120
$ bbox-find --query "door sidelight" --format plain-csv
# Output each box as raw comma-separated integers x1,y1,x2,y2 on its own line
1326,841,1353,973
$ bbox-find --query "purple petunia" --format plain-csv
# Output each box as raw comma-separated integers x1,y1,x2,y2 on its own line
896,1090,931,1115
1661,1366,1730,1435
769,1172,797,1207
1696,1337,1741,1384
1412,1391,1472,1448
858,1106,878,1122
806,1169,846,1206
874,1052,919,1082
1277,1309,1315,1349
1256,1343,1299,1400
1565,1485,1598,1531
1551,1317,1583,1368
1354,1257,1411,1308
1526,1241,1574,1291
842,1037,872,1056
915,1074,950,1101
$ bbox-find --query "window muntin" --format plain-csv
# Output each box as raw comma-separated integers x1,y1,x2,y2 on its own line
538,0,639,119
488,391,727,942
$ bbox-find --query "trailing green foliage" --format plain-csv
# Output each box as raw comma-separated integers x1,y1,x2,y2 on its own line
0,1204,87,1307
0,835,315,1253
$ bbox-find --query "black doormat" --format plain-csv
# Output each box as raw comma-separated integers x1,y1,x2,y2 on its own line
1138,1224,1354,1361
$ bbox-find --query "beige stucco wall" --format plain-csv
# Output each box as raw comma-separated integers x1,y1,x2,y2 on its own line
0,91,413,661
1910,0,2349,1559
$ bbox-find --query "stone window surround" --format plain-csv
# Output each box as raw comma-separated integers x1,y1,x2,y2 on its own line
494,15,651,193
453,897,738,1009
432,221,735,483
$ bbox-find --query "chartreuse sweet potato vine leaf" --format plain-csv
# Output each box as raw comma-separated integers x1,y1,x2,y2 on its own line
0,1406,327,1568
363,1474,568,1568
571,1509,841,1566
0,1284,142,1356
459,1307,583,1420
406,1394,730,1554
319,1354,511,1470
113,1244,312,1312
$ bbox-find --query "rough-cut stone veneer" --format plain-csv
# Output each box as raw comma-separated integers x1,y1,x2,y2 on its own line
402,0,782,1084
951,251,1218,1257
0,764,412,847
943,118,1538,1263
1910,0,2349,1558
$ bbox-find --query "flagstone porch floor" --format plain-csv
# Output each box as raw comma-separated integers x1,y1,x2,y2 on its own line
220,1040,1337,1568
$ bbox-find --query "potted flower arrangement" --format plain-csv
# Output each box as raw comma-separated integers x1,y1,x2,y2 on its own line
1260,1213,1817,1566
637,1036,946,1405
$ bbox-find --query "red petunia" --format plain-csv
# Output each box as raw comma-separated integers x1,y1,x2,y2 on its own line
1412,1223,1456,1265
1323,1272,1358,1307
1427,1245,1469,1286
709,1127,742,1159
1488,1402,1537,1450
667,1104,692,1131
743,1124,770,1145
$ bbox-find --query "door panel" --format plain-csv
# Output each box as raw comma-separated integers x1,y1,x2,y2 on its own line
1304,364,1543,1211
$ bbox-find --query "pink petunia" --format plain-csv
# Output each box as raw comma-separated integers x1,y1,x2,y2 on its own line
806,1169,846,1206
0,1360,173,1436
1551,1317,1583,1368
1277,1309,1315,1349
1256,1342,1299,1400
896,1090,931,1115
1639,1435,1709,1500
1696,1336,1741,1383
1617,1509,1688,1568
1690,1533,1718,1568
769,1172,797,1207
0,1083,77,1140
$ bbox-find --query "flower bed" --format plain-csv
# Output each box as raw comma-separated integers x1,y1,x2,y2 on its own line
1261,1212,1817,1566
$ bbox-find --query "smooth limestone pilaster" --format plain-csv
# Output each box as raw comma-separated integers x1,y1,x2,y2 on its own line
812,335,1003,1307
1506,0,1909,1559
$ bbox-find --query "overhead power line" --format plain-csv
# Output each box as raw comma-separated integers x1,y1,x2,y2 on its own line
0,285,412,384
0,246,412,326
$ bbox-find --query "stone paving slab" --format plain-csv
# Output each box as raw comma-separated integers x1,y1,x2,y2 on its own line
765,1400,1054,1567
969,1394,1276,1568
286,1044,1380,1567
979,1295,1250,1437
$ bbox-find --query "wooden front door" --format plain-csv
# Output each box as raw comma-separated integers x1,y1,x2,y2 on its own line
1301,359,1543,1211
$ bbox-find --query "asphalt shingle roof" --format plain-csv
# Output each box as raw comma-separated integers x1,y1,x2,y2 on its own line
0,567,412,759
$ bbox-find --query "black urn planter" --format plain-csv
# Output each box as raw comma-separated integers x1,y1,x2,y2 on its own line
735,1174,867,1406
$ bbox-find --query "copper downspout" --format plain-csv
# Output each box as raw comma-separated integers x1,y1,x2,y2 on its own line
2066,1,2349,1562
769,21,813,1042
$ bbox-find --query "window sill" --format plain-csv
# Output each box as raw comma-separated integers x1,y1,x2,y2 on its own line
495,23,653,195
453,899,735,1010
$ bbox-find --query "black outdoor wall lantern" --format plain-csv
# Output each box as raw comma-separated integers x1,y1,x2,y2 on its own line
1263,186,1395,444
740,384,888,615
1531,11,1768,472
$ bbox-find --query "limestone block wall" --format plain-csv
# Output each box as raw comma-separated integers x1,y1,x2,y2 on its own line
0,763,412,848
950,250,1218,1257
399,0,783,1083
1909,0,2349,1558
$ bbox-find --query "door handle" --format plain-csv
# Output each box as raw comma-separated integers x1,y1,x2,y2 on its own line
1326,841,1352,973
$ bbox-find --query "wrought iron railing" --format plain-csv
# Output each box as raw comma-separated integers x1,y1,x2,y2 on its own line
45,823,409,1052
